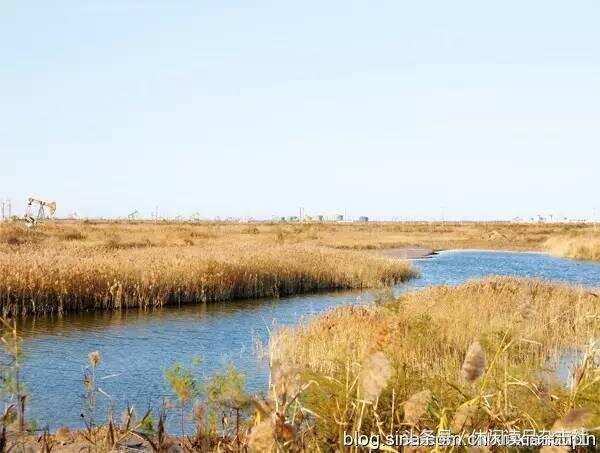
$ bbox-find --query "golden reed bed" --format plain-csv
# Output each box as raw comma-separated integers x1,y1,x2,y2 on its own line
0,219,598,316
0,221,415,316
270,277,600,450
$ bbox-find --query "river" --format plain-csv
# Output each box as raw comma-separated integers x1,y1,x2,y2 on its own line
16,250,600,430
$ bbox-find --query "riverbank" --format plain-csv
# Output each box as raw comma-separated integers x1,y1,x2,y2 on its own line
0,243,414,316
377,246,435,259
545,234,600,261
0,222,419,316
271,276,600,450
5,275,599,452
1,219,599,316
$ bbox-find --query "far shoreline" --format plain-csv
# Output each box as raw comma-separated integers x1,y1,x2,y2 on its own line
377,246,437,259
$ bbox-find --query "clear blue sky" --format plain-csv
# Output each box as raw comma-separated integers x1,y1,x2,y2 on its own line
2,1,599,220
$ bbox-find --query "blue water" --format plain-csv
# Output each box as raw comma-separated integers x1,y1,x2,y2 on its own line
16,250,600,429
411,249,600,289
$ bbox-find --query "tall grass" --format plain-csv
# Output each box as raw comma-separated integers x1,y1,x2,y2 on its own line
270,277,600,449
312,220,597,251
545,234,600,261
0,223,43,246
1,275,598,450
1,219,598,316
2,218,597,253
0,243,415,316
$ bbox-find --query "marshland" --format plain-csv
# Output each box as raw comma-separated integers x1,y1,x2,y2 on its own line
0,220,599,450
1,219,599,315
5,0,600,449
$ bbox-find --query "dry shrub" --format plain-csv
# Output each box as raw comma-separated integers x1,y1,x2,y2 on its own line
5,218,599,256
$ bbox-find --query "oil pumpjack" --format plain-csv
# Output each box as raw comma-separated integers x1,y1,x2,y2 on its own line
24,197,57,226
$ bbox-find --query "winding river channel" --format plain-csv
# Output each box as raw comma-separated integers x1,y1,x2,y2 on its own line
16,250,600,429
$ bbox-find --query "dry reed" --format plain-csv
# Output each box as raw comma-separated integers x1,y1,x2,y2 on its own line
271,276,600,448
0,237,414,316
545,234,600,261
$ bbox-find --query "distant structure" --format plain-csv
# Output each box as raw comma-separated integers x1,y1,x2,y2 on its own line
24,197,57,226
190,212,202,222
273,212,362,223
0,198,11,221
127,210,139,221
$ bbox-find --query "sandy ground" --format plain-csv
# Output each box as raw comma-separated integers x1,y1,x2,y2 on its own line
378,247,435,259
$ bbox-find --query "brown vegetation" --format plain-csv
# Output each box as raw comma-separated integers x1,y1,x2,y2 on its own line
0,221,416,316
0,267,598,450
270,277,600,449
545,233,600,261
1,219,599,316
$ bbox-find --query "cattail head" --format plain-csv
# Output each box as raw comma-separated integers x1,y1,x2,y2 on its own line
88,351,101,367
274,413,295,442
358,351,392,403
571,366,585,390
247,420,275,453
461,342,485,383
403,390,432,426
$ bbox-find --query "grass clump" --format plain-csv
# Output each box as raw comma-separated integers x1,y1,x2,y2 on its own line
545,234,600,261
